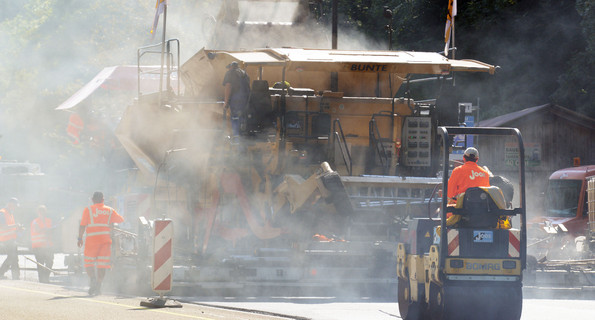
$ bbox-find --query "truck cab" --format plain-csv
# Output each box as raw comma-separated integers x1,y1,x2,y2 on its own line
540,165,595,234
528,165,595,260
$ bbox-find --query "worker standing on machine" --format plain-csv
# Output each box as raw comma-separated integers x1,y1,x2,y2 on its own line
30,205,54,283
77,192,124,295
222,60,250,143
0,198,21,280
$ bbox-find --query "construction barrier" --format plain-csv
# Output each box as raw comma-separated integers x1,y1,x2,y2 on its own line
447,229,460,256
152,219,173,294
141,218,180,308
508,230,521,257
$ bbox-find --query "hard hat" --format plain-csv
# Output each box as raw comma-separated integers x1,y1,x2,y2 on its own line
226,61,239,69
464,147,479,159
8,197,19,207
273,81,291,89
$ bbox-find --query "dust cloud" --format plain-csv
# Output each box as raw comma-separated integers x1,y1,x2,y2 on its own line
120,0,398,299
0,0,487,299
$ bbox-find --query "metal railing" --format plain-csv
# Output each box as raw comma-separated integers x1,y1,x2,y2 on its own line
368,117,390,175
332,119,352,176
136,39,180,99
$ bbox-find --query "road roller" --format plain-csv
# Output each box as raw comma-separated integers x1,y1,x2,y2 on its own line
397,127,527,320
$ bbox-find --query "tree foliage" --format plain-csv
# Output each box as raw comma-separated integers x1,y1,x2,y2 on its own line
0,0,206,166
1,1,151,156
320,0,594,119
552,0,595,117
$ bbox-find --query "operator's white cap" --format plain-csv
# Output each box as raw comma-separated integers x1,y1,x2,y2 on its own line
464,147,479,159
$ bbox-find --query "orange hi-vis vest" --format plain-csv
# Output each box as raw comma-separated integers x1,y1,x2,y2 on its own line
81,204,123,244
0,208,17,242
67,113,84,145
31,217,52,248
447,161,490,200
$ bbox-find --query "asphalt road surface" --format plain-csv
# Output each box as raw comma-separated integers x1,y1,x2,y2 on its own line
0,280,299,320
3,254,595,320
1,279,595,320
187,295,595,320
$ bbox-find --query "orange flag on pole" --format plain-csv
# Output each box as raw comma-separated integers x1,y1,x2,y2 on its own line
151,0,167,37
444,0,457,56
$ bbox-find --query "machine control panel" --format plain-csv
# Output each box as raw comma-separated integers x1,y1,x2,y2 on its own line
403,116,432,166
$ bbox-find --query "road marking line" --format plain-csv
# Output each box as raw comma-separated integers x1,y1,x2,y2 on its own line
0,284,214,319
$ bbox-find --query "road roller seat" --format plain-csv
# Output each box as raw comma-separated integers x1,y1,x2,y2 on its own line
457,186,507,228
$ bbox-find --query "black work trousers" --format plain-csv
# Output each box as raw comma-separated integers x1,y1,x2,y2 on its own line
0,240,20,280
32,247,54,283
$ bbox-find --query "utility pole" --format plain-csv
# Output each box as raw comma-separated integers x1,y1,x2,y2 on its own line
383,6,393,50
330,0,338,92
331,0,338,49
159,3,168,106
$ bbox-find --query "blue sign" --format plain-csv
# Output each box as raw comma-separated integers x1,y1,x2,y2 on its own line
473,230,493,243
452,115,475,154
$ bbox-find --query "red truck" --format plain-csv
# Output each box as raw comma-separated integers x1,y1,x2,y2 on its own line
529,165,595,260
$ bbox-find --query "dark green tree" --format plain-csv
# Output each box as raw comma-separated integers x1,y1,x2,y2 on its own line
552,0,595,118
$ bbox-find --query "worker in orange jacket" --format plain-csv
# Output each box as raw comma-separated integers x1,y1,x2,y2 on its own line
77,192,124,295
433,148,494,239
30,205,54,283
447,147,490,209
0,198,21,280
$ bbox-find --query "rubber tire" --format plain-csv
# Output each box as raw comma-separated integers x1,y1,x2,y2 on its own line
397,277,422,320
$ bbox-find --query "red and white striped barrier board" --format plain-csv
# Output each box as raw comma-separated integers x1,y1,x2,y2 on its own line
447,229,460,256
508,229,520,257
152,219,173,294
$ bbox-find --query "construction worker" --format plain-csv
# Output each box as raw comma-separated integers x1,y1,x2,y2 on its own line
30,205,54,283
447,147,490,202
222,60,250,142
433,148,492,240
0,198,20,280
444,147,491,224
77,192,124,295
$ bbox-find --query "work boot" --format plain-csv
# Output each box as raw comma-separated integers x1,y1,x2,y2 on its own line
94,281,102,295
231,135,240,145
88,280,97,295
